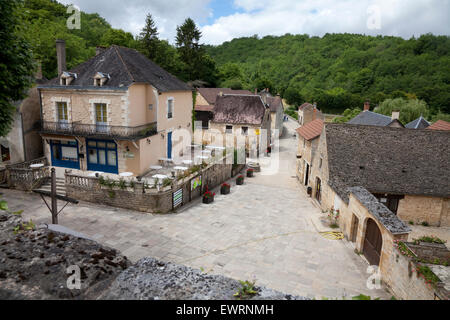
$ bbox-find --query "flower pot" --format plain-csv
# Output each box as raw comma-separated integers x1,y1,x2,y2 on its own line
203,196,214,204
236,177,244,185
247,170,254,178
220,186,230,195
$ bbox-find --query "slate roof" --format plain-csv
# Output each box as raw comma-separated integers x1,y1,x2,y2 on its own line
428,120,450,131
324,124,450,203
347,111,402,127
405,116,430,129
266,96,284,113
212,94,266,125
42,46,191,92
197,88,254,105
348,187,411,234
296,119,324,141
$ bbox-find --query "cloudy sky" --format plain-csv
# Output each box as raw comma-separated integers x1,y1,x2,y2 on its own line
60,0,450,45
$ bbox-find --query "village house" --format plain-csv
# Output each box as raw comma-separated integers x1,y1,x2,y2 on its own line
428,120,450,131
405,116,430,129
309,123,449,228
258,89,284,139
38,40,193,176
348,102,404,127
208,94,271,156
295,119,324,189
194,88,253,130
297,103,324,127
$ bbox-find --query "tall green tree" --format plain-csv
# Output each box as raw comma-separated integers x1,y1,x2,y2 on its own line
0,0,35,136
374,98,430,124
139,14,159,60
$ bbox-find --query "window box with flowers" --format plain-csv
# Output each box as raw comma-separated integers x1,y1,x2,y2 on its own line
202,187,216,204
221,183,231,195
236,175,244,185
246,168,254,177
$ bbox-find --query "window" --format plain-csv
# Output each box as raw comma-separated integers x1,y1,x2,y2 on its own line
226,125,233,134
148,104,153,110
242,127,249,136
319,158,323,169
95,103,107,124
57,102,68,122
167,99,174,119
94,78,101,86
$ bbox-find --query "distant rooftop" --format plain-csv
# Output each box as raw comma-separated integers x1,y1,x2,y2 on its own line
296,119,324,141
347,111,402,127
405,116,430,129
428,120,450,131
197,88,254,105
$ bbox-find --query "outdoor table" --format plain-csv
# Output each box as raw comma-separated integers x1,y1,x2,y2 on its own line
30,163,44,169
152,174,169,180
174,166,188,171
150,165,163,170
119,172,133,178
182,160,193,165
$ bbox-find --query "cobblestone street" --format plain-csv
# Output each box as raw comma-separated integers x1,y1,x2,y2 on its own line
1,118,390,299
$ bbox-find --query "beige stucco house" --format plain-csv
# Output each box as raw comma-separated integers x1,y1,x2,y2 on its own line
298,103,324,127
38,40,193,176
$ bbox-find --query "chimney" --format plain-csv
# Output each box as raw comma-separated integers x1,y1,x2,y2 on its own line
254,88,257,95
392,111,400,121
219,91,223,97
313,108,317,121
56,39,66,77
96,46,106,56
364,101,370,112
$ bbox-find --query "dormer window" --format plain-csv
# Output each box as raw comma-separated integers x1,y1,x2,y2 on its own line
60,72,77,86
94,72,110,87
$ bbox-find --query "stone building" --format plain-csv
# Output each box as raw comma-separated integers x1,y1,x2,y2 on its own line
309,123,450,228
297,103,324,127
194,88,253,130
347,102,404,127
209,94,271,156
38,40,193,176
295,119,324,189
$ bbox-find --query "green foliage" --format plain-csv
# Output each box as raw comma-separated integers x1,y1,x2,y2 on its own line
374,98,429,124
352,294,380,300
234,280,258,299
206,33,450,116
0,0,35,137
413,236,447,245
333,108,362,123
416,265,441,287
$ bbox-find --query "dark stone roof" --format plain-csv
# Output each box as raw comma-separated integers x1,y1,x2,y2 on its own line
266,96,283,113
325,124,450,202
198,88,254,105
212,94,266,125
405,116,430,129
42,46,191,92
347,111,402,127
348,187,411,234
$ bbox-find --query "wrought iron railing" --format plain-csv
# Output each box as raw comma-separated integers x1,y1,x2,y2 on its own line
40,121,158,140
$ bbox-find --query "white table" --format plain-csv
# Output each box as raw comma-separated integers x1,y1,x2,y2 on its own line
119,172,133,178
152,174,169,180
182,160,193,165
30,163,44,169
150,165,163,170
174,166,188,171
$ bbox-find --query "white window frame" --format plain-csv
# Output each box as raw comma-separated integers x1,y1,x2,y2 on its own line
167,97,174,120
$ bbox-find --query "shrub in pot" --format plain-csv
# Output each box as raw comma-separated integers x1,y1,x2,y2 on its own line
202,187,215,204
221,183,231,195
247,168,254,177
236,175,244,185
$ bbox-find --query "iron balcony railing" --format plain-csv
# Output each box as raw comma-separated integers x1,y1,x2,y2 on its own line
40,121,158,140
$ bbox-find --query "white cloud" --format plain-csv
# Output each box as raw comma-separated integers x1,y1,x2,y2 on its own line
202,0,450,45
58,0,449,45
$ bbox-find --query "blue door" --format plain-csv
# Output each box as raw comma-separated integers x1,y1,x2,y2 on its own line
86,139,118,174
50,140,80,169
167,131,172,159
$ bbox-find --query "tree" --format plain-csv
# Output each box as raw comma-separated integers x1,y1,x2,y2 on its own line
374,98,430,124
101,29,135,47
283,87,303,106
0,0,35,136
139,14,159,60
333,108,362,123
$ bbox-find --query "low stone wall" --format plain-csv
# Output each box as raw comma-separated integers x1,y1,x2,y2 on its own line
4,157,49,191
397,195,449,227
408,243,450,265
66,162,233,214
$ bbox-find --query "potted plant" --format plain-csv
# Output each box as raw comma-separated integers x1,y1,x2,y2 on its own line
246,168,254,177
236,175,244,185
202,187,216,204
220,183,231,195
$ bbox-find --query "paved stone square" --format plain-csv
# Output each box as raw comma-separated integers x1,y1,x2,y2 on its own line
0,119,391,299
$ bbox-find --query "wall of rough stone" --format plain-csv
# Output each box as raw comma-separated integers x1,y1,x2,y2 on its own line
66,163,233,214
397,195,448,227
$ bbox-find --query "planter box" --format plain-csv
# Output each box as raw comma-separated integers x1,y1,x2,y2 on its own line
236,178,244,185
247,170,254,178
203,196,214,204
220,186,230,195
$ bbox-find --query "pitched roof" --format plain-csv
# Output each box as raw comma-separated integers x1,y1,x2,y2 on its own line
347,111,401,127
266,96,283,113
42,46,191,92
296,119,324,141
212,94,266,125
197,88,254,105
324,124,450,203
299,103,314,111
405,116,430,129
428,120,450,131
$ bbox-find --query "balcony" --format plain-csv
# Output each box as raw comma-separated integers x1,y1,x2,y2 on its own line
40,121,158,140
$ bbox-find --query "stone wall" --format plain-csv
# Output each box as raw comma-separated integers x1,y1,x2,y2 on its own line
66,162,233,214
397,195,449,227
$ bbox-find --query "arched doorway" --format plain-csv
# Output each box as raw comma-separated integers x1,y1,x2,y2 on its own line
363,219,382,266
315,178,322,203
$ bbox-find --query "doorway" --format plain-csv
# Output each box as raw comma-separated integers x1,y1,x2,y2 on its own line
315,177,322,203
350,214,360,243
363,218,382,266
304,162,310,186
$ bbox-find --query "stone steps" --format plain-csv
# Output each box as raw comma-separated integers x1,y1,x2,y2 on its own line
34,178,66,196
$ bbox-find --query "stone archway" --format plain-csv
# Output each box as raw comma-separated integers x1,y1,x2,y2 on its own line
363,218,383,266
